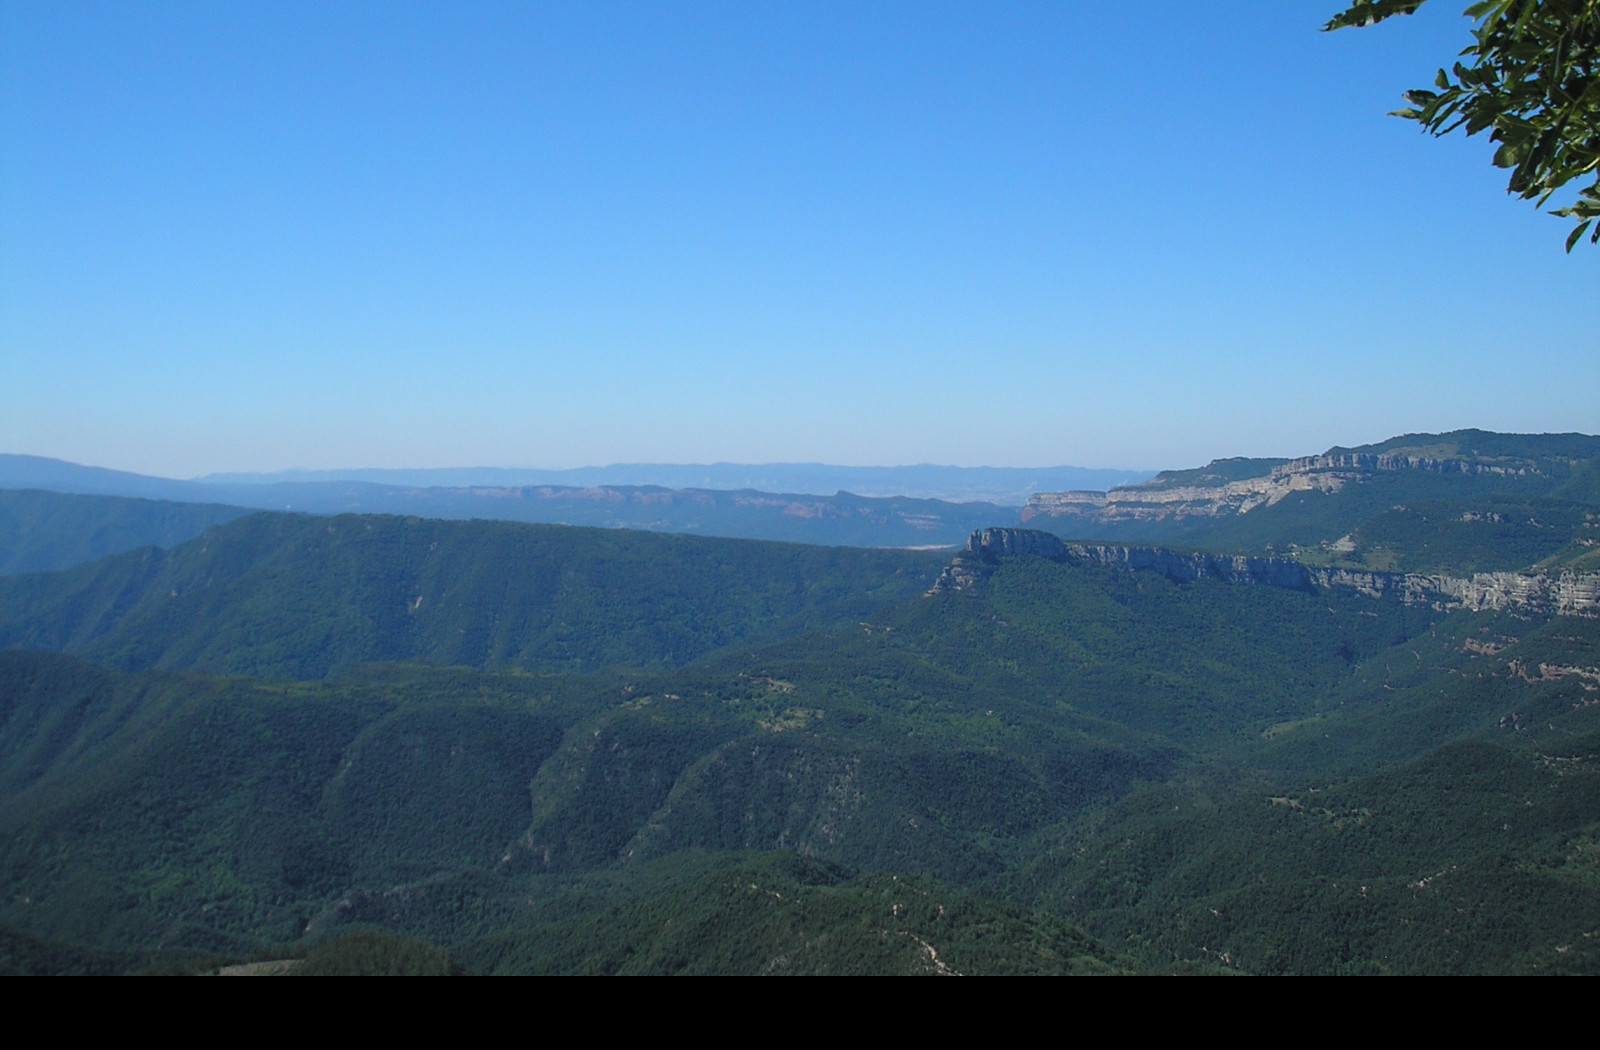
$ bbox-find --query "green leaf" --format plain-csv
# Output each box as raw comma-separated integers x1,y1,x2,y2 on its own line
1333,0,1600,249
1564,217,1592,252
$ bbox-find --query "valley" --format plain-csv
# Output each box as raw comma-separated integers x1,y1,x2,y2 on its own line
0,430,1597,974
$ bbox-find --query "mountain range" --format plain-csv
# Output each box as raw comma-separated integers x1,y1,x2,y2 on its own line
0,429,1596,974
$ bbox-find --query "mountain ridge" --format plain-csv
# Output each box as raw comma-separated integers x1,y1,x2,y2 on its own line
932,527,1600,616
2,427,1598,973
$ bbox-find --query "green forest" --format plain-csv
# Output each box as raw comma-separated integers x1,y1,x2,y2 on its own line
1,431,1597,974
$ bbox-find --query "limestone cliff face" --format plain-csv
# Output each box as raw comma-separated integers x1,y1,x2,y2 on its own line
1022,490,1107,520
930,528,1600,617
1023,466,1340,523
1023,449,1547,525
967,527,1073,560
1397,569,1600,615
951,528,1318,591
1300,566,1600,615
1288,452,1535,476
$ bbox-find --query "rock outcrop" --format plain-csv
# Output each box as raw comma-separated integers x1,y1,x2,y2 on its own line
1024,448,1550,526
929,528,1600,617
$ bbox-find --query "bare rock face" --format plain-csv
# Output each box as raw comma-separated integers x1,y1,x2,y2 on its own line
1410,570,1600,616
1023,468,1339,524
1020,491,1106,522
935,529,1316,594
928,529,1321,595
1292,452,1534,477
968,527,1070,560
926,557,989,595
1023,449,1549,526
928,528,1600,617
1055,544,1314,590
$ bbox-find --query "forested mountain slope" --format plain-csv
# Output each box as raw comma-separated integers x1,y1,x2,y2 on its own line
1,430,1597,974
0,490,252,576
9,536,1592,973
0,512,942,678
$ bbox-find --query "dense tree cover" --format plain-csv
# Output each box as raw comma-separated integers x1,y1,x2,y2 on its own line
294,929,464,976
1292,496,1600,572
1327,1,1600,249
0,922,153,976
1005,611,1600,974
0,490,251,576
4,549,1591,973
1027,731,1600,974
0,445,1596,974
0,512,943,678
467,851,1120,976
1324,429,1600,463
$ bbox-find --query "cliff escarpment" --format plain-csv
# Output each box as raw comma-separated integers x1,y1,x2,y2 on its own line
1025,456,1527,524
930,528,1600,616
1023,432,1599,528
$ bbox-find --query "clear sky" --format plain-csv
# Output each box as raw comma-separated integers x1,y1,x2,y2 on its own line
3,1,1596,478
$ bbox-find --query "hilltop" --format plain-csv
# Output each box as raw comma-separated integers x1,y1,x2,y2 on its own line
1023,430,1600,559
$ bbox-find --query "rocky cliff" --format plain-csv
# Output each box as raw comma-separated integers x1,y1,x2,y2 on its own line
930,528,1600,616
1023,445,1557,526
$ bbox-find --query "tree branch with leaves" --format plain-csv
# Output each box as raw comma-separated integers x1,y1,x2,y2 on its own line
1328,0,1600,249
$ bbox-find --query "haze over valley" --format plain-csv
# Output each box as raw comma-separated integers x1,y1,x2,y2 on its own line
4,2,1598,974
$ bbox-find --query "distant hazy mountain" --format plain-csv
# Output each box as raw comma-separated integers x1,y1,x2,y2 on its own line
193,462,1154,504
0,455,1035,548
8,432,1596,560
0,455,203,502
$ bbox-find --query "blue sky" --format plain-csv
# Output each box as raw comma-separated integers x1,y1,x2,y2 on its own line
3,1,1596,478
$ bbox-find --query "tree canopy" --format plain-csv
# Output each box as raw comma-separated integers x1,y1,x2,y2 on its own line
1327,1,1600,249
